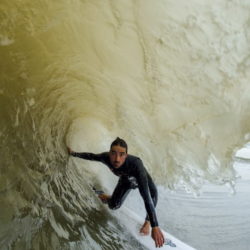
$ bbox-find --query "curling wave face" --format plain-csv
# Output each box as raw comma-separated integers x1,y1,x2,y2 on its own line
0,0,250,249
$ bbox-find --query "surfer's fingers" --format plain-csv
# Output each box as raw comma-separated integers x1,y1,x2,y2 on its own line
155,240,158,248
155,237,163,248
156,237,164,248
160,236,165,247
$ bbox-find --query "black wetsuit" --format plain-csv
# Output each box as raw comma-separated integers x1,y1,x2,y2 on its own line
71,152,159,227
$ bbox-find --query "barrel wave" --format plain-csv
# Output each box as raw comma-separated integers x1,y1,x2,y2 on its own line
0,0,250,249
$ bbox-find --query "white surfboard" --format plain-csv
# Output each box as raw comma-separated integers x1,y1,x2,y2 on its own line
91,186,196,250
117,205,197,250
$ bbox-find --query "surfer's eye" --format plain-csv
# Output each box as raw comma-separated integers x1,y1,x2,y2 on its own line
111,151,126,157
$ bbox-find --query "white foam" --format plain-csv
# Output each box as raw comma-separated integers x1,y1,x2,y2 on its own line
0,35,14,46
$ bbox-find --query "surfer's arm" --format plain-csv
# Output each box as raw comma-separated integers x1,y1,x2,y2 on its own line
135,165,164,247
71,152,101,160
69,148,105,162
133,161,159,227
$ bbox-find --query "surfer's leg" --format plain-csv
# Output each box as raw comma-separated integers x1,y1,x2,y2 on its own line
108,177,131,210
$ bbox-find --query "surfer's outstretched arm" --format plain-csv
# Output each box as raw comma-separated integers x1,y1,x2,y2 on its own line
67,147,106,162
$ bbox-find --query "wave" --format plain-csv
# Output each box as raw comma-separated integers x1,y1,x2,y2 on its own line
1,0,250,249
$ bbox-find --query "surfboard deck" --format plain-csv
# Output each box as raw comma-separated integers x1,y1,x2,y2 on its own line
119,205,196,250
91,186,196,250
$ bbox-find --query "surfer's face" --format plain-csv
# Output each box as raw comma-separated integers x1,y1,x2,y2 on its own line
109,145,127,168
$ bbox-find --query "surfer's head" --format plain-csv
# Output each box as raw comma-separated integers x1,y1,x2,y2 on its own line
110,137,128,153
109,137,128,168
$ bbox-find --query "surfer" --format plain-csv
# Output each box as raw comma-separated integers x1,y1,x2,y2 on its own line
67,137,165,248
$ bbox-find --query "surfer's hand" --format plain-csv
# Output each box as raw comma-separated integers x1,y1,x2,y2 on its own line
67,147,72,155
151,227,164,248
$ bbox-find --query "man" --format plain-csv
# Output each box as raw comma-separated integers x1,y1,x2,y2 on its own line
67,137,164,248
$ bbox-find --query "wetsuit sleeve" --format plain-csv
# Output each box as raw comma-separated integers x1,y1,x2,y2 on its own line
133,160,159,227
71,152,105,162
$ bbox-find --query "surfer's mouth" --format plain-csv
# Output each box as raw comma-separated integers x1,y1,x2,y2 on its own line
114,161,120,165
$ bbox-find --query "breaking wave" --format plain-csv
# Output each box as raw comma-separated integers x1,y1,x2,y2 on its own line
1,0,250,249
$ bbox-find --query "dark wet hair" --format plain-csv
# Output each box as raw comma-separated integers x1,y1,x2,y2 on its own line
110,137,128,153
